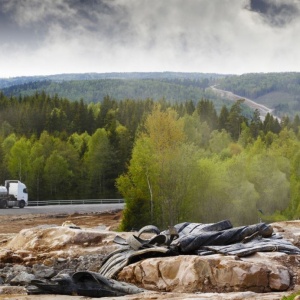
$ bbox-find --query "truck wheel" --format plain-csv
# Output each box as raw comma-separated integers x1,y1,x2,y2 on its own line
18,200,25,209
0,200,7,208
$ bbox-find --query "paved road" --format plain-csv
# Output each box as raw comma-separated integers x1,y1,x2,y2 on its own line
209,86,281,121
0,203,125,215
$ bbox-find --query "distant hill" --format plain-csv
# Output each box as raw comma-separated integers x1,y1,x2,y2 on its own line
1,72,300,118
0,72,225,89
0,72,230,111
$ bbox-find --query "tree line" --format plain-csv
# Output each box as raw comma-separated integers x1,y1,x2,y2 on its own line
1,91,300,227
1,76,225,105
119,105,300,230
218,72,300,99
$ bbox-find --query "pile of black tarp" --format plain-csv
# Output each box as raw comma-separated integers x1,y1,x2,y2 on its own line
29,220,300,297
99,220,300,278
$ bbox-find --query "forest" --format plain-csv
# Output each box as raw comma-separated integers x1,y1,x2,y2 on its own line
0,77,224,108
1,90,300,229
2,71,300,119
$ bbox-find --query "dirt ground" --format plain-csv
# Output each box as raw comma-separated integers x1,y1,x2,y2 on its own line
0,209,123,235
0,212,298,300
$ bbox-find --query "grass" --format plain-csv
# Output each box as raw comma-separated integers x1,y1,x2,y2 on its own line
281,291,300,299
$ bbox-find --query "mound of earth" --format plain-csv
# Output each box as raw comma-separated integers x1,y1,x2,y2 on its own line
0,209,122,248
0,209,123,234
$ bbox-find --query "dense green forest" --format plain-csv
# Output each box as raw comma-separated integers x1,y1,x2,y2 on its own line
1,90,300,228
118,105,300,229
0,72,224,89
1,76,228,112
1,79,217,104
2,71,300,118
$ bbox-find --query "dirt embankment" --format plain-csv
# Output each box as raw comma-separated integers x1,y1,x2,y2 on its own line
0,210,123,244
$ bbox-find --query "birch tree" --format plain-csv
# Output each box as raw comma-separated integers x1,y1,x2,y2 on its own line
118,105,200,229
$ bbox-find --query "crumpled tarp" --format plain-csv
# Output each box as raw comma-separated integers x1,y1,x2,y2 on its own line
28,270,145,297
99,219,300,278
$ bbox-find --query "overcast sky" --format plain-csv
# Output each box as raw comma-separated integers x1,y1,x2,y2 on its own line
0,0,299,78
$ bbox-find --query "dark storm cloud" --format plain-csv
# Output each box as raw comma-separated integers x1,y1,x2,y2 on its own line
247,0,300,27
0,0,131,42
1,0,300,77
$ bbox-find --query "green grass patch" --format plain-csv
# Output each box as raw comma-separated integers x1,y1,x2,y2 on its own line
281,291,300,299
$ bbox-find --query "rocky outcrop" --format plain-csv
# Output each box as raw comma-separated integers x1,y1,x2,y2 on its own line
0,220,300,299
0,225,129,265
117,253,294,293
272,220,300,248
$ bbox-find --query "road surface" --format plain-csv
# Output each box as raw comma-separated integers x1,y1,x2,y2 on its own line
0,203,125,215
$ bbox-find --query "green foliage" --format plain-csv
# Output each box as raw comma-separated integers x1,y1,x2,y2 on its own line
281,290,300,300
84,128,112,198
44,151,73,199
117,99,300,229
196,99,218,130
116,137,157,230
2,88,300,228
7,137,31,182
192,156,230,222
1,77,225,107
3,71,300,118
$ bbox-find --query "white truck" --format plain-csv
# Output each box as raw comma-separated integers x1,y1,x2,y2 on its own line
0,180,28,208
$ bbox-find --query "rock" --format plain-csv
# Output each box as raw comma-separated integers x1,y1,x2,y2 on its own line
2,226,124,264
272,221,300,247
241,252,300,287
10,271,35,285
117,254,292,293
32,264,56,279
0,285,27,295
0,249,14,262
61,221,81,229
43,258,55,267
0,264,30,283
269,265,290,290
76,254,104,272
1,219,300,299
57,257,67,262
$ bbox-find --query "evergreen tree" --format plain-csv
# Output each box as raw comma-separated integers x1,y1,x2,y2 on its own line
227,100,245,140
196,99,218,130
218,105,229,131
249,109,262,139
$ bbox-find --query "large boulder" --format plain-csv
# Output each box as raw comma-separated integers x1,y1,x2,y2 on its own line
272,221,300,248
117,253,293,293
2,225,128,265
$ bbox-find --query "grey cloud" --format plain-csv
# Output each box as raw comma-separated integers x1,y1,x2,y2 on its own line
0,0,243,48
247,0,300,27
0,0,300,77
0,0,130,40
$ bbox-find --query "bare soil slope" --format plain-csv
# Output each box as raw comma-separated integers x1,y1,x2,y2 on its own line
0,210,123,246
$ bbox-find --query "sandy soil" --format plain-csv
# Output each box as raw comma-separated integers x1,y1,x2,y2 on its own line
0,210,123,233
0,209,123,247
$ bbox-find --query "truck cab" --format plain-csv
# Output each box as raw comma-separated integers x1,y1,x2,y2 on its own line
5,180,28,208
